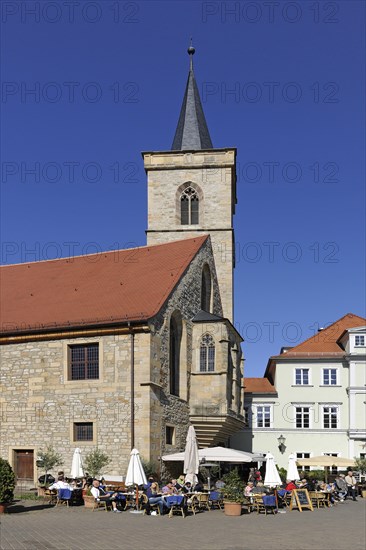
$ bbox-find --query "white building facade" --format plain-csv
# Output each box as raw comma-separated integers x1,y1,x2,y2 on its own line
231,313,366,469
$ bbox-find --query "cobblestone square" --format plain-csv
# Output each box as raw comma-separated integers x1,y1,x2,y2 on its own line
1,498,365,550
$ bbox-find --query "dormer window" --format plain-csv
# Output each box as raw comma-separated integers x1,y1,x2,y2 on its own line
181,186,199,225
355,335,365,346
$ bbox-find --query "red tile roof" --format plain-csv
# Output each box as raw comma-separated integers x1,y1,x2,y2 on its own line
243,378,277,394
0,236,208,335
277,313,366,357
264,313,366,381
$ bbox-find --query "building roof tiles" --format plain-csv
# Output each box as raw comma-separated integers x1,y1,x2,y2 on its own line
0,236,208,335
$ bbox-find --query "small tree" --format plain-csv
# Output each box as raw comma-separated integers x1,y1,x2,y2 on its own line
354,457,366,474
36,446,63,486
0,458,16,504
222,468,244,503
84,449,110,479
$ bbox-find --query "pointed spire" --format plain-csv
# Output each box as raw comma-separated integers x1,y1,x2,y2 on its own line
171,42,213,151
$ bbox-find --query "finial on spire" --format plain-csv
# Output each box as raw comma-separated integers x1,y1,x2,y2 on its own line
187,38,195,71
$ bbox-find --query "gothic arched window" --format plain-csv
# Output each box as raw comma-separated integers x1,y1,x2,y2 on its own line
200,333,215,372
169,313,182,395
201,265,212,312
181,186,199,225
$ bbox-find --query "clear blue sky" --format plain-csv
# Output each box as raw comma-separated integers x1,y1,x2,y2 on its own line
1,0,365,376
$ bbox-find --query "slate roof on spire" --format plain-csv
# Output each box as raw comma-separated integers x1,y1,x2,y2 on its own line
171,45,213,150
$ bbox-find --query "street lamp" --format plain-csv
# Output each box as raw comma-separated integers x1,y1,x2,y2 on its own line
277,434,286,454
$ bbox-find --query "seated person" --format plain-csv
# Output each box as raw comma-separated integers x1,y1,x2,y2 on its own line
48,476,74,491
144,476,155,489
285,480,297,491
146,482,165,514
177,475,186,487
162,482,177,495
334,474,348,501
180,481,193,494
244,481,254,497
171,478,182,491
319,482,336,504
215,479,225,489
90,480,121,513
298,479,309,490
193,481,204,492
252,482,268,494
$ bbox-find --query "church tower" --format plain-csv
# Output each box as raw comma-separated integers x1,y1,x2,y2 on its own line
143,45,237,321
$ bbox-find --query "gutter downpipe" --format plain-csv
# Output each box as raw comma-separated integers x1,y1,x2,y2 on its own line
129,323,135,450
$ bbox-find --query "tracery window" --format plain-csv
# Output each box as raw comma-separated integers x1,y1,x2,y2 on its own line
199,333,215,372
181,186,199,225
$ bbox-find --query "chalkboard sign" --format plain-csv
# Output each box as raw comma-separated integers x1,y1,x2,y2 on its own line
289,489,313,512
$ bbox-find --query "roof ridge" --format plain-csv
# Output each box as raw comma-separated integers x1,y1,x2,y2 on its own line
282,312,366,354
0,235,209,269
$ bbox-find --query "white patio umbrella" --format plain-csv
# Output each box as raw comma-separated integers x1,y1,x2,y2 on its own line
183,425,199,487
125,448,147,513
264,452,282,488
70,448,84,479
287,453,300,481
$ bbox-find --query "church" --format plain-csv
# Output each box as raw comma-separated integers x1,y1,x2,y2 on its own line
0,45,245,486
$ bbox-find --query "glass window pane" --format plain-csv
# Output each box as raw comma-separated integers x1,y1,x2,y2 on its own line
181,197,189,225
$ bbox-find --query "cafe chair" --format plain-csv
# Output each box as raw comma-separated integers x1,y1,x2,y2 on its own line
252,494,272,515
186,495,199,515
43,489,57,506
166,495,186,518
56,488,72,507
92,498,112,511
209,491,223,510
262,494,277,515
148,501,161,515
196,493,210,511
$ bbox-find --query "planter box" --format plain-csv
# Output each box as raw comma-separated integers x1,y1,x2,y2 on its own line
38,487,46,497
0,503,10,514
224,502,242,516
83,495,95,509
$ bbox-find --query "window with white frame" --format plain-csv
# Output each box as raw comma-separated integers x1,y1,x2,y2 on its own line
355,335,365,346
295,368,310,385
323,406,339,429
255,405,271,428
295,406,310,428
296,452,310,471
322,368,338,385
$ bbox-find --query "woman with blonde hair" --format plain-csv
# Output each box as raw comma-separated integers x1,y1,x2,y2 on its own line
146,482,165,514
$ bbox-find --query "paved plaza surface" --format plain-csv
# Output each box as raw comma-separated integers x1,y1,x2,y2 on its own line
0,498,365,550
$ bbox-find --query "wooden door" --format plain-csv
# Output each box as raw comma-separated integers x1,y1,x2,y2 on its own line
15,450,34,480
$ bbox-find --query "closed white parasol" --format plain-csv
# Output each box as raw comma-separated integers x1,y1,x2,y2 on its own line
183,425,199,486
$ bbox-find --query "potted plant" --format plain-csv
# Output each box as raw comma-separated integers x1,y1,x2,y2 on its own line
36,446,63,496
0,458,16,513
83,486,96,509
222,468,243,516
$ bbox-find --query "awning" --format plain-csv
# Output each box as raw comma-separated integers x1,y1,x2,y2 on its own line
162,446,265,463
